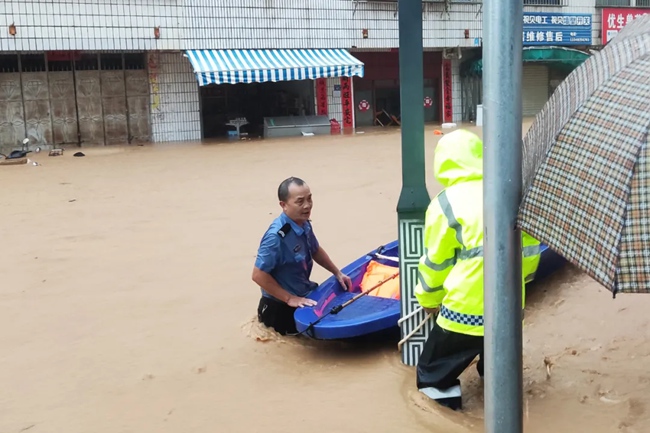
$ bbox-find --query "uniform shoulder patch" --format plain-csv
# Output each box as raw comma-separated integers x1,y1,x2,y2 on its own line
277,223,292,238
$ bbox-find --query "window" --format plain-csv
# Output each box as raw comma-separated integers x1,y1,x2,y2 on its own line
524,0,564,6
21,54,46,73
0,54,19,73
595,0,631,6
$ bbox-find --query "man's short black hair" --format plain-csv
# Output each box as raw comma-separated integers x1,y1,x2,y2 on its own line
278,177,306,201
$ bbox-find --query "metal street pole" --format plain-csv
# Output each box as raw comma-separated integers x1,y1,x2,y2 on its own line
397,0,431,366
483,0,524,430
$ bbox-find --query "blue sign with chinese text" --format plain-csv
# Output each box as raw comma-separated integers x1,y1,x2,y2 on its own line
523,13,592,46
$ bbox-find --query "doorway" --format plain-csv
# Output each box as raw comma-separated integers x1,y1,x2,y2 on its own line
200,80,315,139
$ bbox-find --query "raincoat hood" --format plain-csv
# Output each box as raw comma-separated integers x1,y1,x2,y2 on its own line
433,129,484,187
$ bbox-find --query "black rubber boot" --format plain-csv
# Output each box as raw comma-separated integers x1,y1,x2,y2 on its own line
436,396,463,411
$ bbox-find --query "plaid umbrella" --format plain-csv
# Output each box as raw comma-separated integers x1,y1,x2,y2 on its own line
518,15,650,296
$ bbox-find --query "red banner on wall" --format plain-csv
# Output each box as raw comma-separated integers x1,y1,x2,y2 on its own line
340,77,354,128
316,78,328,116
602,8,650,44
442,59,453,124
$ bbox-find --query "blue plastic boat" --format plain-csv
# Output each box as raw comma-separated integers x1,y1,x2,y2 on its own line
293,240,564,340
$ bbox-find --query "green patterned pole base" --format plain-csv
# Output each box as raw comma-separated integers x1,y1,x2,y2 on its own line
397,0,429,367
398,215,429,366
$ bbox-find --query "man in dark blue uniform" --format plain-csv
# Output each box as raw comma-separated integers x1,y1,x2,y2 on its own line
252,177,353,335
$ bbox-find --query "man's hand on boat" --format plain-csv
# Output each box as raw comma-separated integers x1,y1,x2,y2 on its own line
335,272,353,291
288,295,318,308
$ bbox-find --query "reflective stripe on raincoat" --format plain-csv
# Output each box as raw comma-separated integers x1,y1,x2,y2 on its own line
414,129,541,337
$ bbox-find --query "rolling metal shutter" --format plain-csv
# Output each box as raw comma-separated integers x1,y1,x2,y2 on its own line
522,64,549,117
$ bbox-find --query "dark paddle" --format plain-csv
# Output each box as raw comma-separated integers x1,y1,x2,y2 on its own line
297,271,400,337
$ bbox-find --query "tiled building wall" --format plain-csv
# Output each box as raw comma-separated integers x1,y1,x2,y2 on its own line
148,51,201,143
0,0,620,141
312,78,346,126
325,77,344,125
451,57,462,123
0,0,607,52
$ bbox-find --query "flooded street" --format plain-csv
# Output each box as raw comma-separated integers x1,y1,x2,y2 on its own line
2,125,649,433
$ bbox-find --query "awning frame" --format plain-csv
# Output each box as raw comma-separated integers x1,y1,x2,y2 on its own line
460,46,591,77
184,48,365,86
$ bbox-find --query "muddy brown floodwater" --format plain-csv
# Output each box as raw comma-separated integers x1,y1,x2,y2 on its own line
1,124,650,433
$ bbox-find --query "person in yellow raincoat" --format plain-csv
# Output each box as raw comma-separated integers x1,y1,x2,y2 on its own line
415,129,541,411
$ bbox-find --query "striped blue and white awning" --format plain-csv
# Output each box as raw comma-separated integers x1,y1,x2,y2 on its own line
184,49,365,86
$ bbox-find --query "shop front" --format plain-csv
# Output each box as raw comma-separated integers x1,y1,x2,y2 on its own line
460,11,593,121
185,49,364,139
521,12,592,116
350,50,442,128
0,51,150,152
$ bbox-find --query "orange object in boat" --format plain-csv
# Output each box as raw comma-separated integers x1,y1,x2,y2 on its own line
359,260,401,300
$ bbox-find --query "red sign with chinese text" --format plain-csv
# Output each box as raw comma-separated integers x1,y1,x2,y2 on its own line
602,8,650,44
442,60,453,123
316,78,328,116
340,77,354,128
